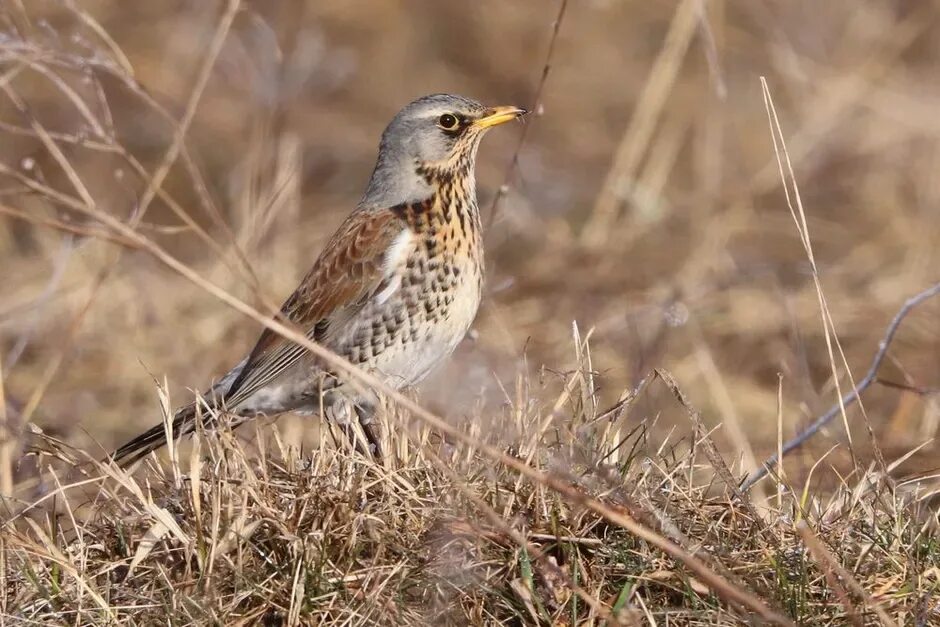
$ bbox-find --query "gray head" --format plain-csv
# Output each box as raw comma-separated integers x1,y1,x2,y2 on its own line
360,93,526,208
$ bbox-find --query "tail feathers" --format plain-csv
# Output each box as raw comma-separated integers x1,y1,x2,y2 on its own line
109,403,200,467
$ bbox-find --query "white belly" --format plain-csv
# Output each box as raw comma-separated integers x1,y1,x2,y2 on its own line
371,266,481,388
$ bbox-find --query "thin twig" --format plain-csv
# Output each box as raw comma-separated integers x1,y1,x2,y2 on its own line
484,0,568,235
760,76,871,477
797,521,898,627
425,448,611,620
797,522,863,627
744,281,940,491
0,203,133,248
654,368,764,527
874,378,938,397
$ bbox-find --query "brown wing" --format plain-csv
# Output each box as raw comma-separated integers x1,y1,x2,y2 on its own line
222,208,407,409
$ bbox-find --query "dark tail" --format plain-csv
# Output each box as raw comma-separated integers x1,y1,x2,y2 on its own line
108,403,199,467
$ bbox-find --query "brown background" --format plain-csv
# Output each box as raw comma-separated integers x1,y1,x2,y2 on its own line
3,0,939,487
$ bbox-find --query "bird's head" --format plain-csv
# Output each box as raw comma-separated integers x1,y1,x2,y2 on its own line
361,93,526,207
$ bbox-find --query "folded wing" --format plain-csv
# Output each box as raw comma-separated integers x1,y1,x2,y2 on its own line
222,209,409,409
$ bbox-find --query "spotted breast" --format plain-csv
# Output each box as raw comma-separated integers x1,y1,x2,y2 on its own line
333,186,484,390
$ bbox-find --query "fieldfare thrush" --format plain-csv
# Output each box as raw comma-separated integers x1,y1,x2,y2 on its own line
111,93,526,466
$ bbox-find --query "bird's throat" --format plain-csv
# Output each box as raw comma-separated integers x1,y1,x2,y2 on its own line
393,172,482,266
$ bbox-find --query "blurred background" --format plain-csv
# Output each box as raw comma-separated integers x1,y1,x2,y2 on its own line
2,0,938,489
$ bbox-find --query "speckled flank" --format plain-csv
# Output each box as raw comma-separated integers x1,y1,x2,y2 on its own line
335,156,484,388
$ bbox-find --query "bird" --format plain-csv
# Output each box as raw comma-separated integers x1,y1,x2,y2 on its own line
110,93,527,467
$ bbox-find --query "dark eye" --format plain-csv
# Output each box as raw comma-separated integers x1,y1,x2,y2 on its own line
438,113,459,131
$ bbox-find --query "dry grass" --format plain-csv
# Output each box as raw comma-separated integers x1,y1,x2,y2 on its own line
6,366,940,625
2,0,940,624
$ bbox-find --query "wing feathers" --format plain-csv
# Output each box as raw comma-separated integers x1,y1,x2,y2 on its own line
223,209,409,409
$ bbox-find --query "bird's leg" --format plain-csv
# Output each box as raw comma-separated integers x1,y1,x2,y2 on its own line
328,394,380,459
354,401,382,460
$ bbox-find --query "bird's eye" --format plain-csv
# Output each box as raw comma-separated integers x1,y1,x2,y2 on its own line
438,113,459,131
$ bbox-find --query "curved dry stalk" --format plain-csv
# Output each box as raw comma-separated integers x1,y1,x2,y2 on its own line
425,448,613,621
484,0,568,235
744,281,940,491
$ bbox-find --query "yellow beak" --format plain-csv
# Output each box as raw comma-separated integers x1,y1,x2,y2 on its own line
474,105,528,129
